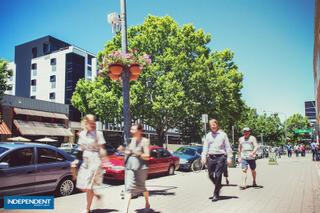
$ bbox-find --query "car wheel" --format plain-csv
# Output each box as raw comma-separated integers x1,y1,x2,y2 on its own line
191,159,203,172
168,165,175,175
56,177,75,197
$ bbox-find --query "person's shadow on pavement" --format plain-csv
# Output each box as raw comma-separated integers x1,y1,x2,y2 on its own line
91,209,119,213
221,184,238,187
246,185,264,189
135,208,161,213
208,196,239,200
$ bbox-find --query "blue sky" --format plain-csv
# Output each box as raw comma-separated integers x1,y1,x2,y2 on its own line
0,0,315,118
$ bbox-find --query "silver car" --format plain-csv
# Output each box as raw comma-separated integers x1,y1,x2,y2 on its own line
0,142,75,198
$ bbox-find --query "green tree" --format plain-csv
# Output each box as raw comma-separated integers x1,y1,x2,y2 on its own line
0,59,12,99
71,77,121,123
285,113,309,143
236,107,284,146
98,15,244,145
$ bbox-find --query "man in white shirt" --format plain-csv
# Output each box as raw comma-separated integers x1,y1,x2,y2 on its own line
201,119,233,202
238,127,258,189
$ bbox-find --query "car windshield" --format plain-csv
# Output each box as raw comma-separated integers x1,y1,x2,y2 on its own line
0,147,9,155
175,147,196,156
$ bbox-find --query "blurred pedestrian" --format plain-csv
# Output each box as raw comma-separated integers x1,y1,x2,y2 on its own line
119,124,151,213
71,114,108,213
311,141,317,161
287,144,292,158
294,144,299,157
201,119,233,202
238,127,258,190
300,144,306,157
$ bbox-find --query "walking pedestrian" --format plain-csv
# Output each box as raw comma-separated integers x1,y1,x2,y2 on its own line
300,144,306,157
71,114,108,213
119,123,151,213
311,141,317,161
287,144,292,158
201,119,233,202
294,144,299,157
238,127,258,190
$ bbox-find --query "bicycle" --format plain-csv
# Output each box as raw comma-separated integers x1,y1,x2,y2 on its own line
191,158,206,173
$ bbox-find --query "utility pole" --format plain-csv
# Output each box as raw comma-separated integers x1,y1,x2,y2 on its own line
261,133,264,145
232,125,235,146
120,0,130,146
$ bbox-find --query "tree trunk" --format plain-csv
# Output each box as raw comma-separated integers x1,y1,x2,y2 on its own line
156,128,166,146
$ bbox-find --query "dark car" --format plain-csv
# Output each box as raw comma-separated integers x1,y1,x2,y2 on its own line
173,146,203,171
0,142,75,198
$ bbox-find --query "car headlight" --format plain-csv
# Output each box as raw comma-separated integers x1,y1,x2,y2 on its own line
180,159,188,164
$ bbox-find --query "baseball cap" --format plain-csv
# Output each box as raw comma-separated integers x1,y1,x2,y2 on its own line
242,127,251,132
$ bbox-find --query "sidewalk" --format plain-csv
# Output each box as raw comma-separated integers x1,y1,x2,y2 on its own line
4,156,320,213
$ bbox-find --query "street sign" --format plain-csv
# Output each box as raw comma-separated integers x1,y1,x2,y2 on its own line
202,114,208,123
294,129,313,134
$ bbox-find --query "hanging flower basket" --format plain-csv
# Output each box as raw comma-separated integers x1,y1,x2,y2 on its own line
100,49,152,82
130,74,139,81
109,64,123,75
108,72,120,81
129,64,141,76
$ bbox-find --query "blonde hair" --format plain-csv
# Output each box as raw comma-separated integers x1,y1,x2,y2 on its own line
209,118,219,126
81,114,96,130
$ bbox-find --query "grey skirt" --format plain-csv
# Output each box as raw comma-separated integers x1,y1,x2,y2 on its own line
125,169,148,194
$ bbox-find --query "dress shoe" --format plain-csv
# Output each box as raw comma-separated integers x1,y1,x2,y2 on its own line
212,195,219,202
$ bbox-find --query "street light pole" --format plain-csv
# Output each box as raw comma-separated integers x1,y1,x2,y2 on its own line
120,0,130,146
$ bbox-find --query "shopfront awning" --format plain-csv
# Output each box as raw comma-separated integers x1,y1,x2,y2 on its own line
0,122,11,135
14,108,68,120
14,120,73,137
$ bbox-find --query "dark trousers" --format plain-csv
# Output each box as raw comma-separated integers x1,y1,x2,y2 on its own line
223,160,228,178
207,155,226,197
312,150,316,161
288,150,292,157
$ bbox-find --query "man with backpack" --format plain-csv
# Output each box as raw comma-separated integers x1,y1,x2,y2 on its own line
238,127,258,190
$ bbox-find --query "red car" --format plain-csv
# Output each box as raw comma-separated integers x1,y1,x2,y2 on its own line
102,146,180,181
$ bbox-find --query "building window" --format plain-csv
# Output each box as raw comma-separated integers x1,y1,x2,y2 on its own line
32,47,37,58
43,43,50,54
88,55,93,65
30,96,36,99
51,58,56,72
87,66,92,77
31,63,37,76
31,86,36,92
50,58,56,65
31,79,37,86
49,92,55,100
50,75,56,89
31,79,36,92
32,69,37,76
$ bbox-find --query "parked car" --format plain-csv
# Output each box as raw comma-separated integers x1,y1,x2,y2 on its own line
59,143,78,153
173,146,203,171
69,144,116,158
0,142,75,198
256,147,264,159
102,146,179,181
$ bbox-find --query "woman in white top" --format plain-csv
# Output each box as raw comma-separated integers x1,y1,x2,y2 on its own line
71,114,107,213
